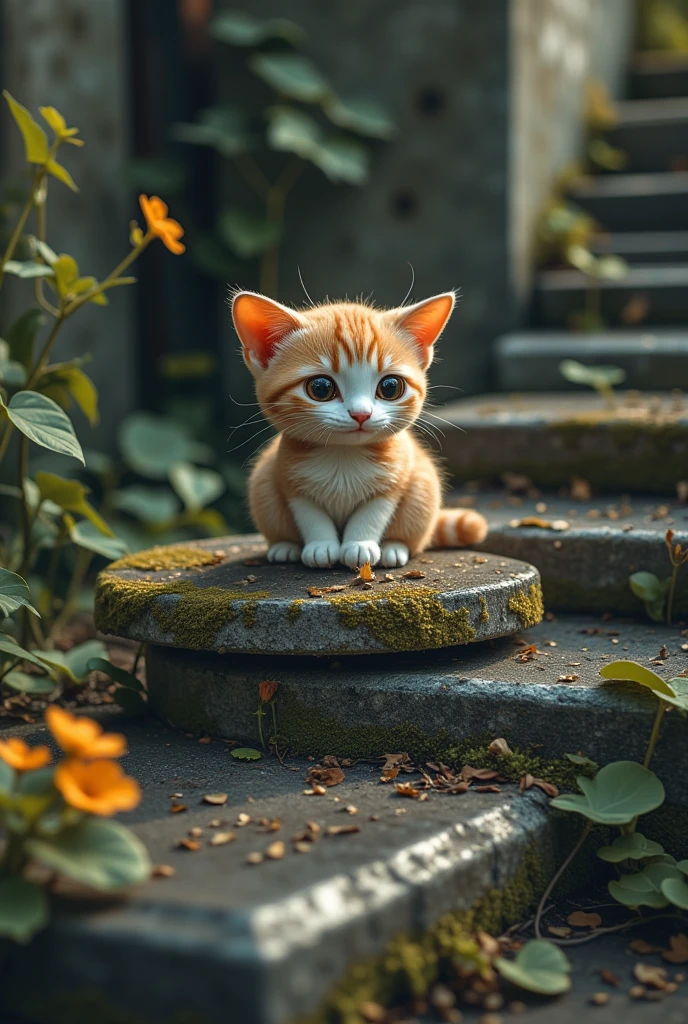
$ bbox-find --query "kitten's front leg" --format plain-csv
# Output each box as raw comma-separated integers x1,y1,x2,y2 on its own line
289,498,340,568
340,497,397,569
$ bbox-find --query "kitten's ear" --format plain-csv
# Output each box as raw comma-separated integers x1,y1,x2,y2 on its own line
232,291,305,370
385,292,456,367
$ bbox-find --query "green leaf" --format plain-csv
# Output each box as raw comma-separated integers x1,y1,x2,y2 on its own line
46,158,78,191
2,91,49,164
249,53,331,103
25,818,151,891
113,485,180,526
5,308,45,369
219,207,282,259
676,860,688,876
2,260,55,279
266,105,321,158
0,878,49,944
3,670,55,694
564,753,598,771
28,237,58,267
113,687,147,715
173,106,251,159
118,412,196,480
39,364,99,426
70,521,127,560
0,758,14,794
87,657,144,692
231,747,262,761
608,862,680,908
0,568,39,618
629,572,665,603
550,761,665,824
0,350,27,387
596,256,629,281
169,462,225,512
599,659,677,698
495,940,572,996
210,10,306,46
6,391,84,464
588,138,627,171
661,875,688,909
34,471,112,536
0,634,53,671
665,677,688,712
38,639,108,685
323,96,397,139
597,832,664,863
559,359,627,389
309,137,370,185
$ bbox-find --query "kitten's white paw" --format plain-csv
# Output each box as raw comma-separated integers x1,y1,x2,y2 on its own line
302,540,340,568
340,541,381,569
381,542,409,568
267,541,302,564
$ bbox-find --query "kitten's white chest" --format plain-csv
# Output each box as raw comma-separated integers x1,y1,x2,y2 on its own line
292,447,383,526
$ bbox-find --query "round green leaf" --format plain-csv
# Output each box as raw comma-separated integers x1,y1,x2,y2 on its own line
231,747,262,761
564,753,598,770
628,573,665,603
118,412,195,480
25,818,151,890
173,106,252,159
310,137,370,185
3,670,55,694
559,359,626,389
0,878,48,944
249,53,330,103
597,832,664,863
169,461,225,512
599,659,676,698
113,485,180,526
3,260,55,280
609,862,679,909
666,677,688,712
661,876,688,909
0,568,39,618
266,105,321,158
323,96,397,139
551,761,665,824
210,10,305,46
37,639,107,685
70,520,127,560
596,256,629,281
6,391,84,464
219,207,282,259
495,940,571,996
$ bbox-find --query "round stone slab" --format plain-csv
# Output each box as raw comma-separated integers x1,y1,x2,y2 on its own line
94,535,543,655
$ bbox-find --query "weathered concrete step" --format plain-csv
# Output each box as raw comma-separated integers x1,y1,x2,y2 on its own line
607,97,688,172
535,263,688,326
1,713,556,1024
567,172,688,231
470,487,688,615
495,329,688,392
592,230,688,263
440,391,688,494
631,52,688,99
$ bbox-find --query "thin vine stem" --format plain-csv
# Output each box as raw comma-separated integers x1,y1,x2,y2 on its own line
666,563,679,627
643,700,667,770
534,821,593,939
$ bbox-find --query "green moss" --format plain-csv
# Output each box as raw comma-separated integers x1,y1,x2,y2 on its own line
328,587,475,651
94,573,269,648
479,595,489,623
508,583,544,628
288,599,304,623
109,546,222,572
296,843,548,1024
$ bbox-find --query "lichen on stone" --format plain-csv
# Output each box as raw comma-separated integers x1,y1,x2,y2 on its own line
508,583,544,628
479,595,489,623
287,599,304,623
327,586,475,651
109,545,223,572
94,572,269,649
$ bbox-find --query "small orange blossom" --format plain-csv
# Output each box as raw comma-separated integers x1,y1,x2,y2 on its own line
0,737,51,771
138,195,185,254
259,680,278,703
45,706,127,760
54,759,141,816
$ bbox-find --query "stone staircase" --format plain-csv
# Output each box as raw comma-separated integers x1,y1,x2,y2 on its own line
499,54,688,391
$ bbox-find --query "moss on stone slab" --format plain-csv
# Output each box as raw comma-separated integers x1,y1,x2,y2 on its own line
288,599,304,622
296,843,548,1024
479,595,489,623
508,583,544,628
109,546,224,572
328,586,476,651
94,572,269,649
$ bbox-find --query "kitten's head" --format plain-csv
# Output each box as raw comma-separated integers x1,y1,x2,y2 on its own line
231,290,455,447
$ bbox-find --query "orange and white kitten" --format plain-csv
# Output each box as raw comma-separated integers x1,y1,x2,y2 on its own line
232,290,488,569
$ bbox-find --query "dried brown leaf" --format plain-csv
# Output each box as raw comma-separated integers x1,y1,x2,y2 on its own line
663,934,688,964
202,793,228,806
176,838,200,851
634,963,669,989
488,738,513,757
462,766,499,782
548,925,572,937
402,569,426,579
359,1002,387,1023
170,803,187,814
265,841,285,860
599,968,620,987
630,939,662,955
307,766,345,787
236,812,251,826
567,911,602,929
293,841,312,854
209,831,236,847
520,774,535,792
531,778,559,798
475,784,501,793
395,782,423,799
245,852,263,865
152,864,176,878
325,824,361,836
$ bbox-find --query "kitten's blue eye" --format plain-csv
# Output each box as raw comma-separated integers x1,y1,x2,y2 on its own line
376,376,405,401
305,376,337,402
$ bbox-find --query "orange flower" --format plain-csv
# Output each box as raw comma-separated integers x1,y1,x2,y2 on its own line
138,195,185,255
45,706,127,760
0,737,51,771
259,680,278,703
54,759,141,816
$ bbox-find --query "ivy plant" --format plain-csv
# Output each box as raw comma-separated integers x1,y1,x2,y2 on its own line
629,529,688,626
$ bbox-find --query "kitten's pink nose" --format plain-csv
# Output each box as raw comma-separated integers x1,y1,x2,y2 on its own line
348,410,371,426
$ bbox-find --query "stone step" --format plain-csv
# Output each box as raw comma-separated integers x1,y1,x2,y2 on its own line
567,172,688,232
591,230,688,263
607,97,688,173
439,391,688,494
1,712,557,1024
534,263,688,327
469,487,688,616
494,329,688,392
630,52,688,99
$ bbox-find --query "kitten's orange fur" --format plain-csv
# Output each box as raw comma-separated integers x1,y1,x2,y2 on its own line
232,290,487,569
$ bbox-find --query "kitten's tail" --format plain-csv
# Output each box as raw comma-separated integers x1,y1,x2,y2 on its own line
431,508,488,548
